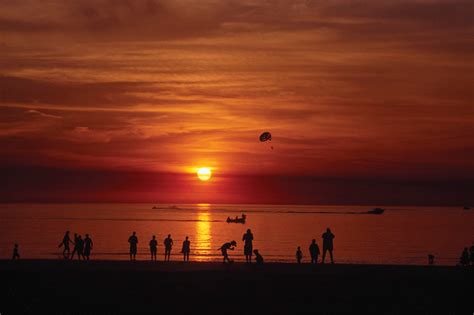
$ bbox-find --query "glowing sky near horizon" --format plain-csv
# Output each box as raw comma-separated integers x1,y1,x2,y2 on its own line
0,0,473,203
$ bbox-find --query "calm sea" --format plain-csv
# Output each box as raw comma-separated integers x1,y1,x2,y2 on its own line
0,203,472,265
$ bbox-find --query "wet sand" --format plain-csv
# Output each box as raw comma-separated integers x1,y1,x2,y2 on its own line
1,260,472,314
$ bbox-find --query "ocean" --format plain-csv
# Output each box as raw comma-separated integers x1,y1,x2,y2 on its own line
1,203,472,265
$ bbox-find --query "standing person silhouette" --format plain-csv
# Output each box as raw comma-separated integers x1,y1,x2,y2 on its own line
322,228,335,264
75,235,85,260
219,240,237,263
83,234,93,261
460,247,470,266
58,231,72,259
309,239,321,264
128,232,138,261
242,229,254,263
149,235,158,261
181,236,190,262
70,233,79,260
470,243,474,266
296,246,303,263
12,244,20,260
164,234,173,261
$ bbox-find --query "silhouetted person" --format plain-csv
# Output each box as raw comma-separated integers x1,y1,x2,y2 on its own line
75,235,84,260
470,244,474,266
12,244,20,260
128,232,138,261
149,235,158,261
219,240,237,263
460,247,469,266
70,233,79,260
182,236,190,262
164,234,173,261
309,239,321,264
253,249,264,264
242,229,254,263
322,228,335,264
58,231,72,259
84,234,93,261
296,246,303,263
428,254,435,265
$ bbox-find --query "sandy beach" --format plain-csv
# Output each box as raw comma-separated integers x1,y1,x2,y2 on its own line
1,260,472,314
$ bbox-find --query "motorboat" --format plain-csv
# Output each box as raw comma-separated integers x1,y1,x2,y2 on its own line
367,208,385,215
227,214,246,224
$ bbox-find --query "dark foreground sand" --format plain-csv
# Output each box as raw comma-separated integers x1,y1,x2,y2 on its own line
1,260,472,314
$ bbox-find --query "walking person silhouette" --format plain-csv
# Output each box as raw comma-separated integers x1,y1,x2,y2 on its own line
70,233,79,260
12,244,20,260
128,232,138,261
242,229,254,263
164,234,173,261
83,234,93,261
296,246,303,263
149,235,158,261
309,239,320,264
58,231,72,259
322,228,335,264
182,236,190,262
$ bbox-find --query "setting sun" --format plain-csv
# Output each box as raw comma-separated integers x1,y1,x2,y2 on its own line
197,168,212,181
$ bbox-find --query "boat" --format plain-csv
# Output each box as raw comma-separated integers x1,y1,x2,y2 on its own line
463,206,470,210
367,208,385,215
227,214,246,224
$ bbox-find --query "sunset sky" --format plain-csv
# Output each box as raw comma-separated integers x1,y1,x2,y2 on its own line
1,0,473,204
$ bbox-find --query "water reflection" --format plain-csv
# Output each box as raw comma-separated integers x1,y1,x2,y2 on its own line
194,204,212,261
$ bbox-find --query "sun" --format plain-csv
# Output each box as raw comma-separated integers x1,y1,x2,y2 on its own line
197,167,212,181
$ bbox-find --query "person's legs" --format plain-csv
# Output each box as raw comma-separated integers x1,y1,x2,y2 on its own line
322,248,327,263
329,249,334,264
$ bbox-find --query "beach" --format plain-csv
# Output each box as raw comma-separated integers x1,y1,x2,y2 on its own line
1,260,472,314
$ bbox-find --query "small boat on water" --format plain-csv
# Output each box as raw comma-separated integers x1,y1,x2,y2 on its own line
367,208,385,215
227,214,246,224
463,206,470,210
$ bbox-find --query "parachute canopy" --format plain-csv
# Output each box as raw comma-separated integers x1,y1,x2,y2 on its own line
259,131,272,142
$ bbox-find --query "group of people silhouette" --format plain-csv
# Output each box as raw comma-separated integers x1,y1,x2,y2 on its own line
296,228,335,264
58,231,93,260
217,228,335,264
12,226,471,266
128,232,190,262
11,227,334,263
459,244,474,266
124,228,335,264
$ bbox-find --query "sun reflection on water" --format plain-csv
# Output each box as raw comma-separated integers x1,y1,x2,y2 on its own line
194,204,212,261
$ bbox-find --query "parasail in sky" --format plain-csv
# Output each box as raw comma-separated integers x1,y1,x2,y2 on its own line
259,131,274,150
259,131,272,142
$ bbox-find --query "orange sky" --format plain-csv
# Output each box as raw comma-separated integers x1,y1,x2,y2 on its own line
1,0,473,204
